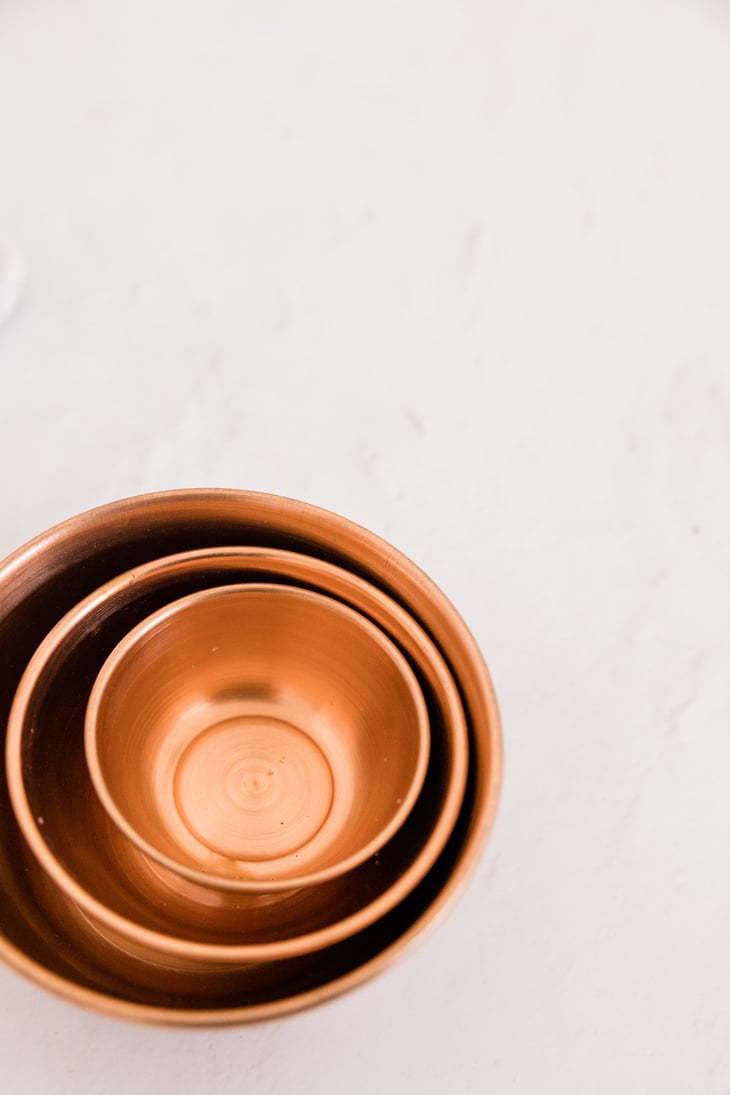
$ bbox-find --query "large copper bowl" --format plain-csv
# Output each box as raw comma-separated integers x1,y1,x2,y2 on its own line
6,548,466,975
0,490,501,1025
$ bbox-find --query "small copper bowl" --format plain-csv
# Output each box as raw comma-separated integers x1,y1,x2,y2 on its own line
86,582,429,892
0,491,500,1024
6,547,467,975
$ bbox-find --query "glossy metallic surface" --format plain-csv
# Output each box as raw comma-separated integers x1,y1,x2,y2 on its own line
87,583,429,891
0,490,501,1025
6,548,467,972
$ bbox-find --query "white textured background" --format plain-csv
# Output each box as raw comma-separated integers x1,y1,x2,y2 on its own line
1,2,729,1092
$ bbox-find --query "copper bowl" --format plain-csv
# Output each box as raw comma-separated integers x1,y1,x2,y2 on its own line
6,547,466,975
86,582,429,892
0,490,501,1024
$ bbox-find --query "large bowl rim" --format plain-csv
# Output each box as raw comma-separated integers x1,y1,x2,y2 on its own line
0,489,502,1026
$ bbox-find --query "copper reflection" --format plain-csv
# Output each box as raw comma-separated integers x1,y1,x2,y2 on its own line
6,547,467,974
87,583,429,892
0,490,501,1025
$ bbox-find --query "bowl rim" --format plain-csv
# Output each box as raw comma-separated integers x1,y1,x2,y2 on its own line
0,489,501,1025
6,545,467,965
85,580,431,892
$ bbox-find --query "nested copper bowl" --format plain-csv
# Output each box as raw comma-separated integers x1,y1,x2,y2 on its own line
6,547,467,980
86,583,429,893
0,490,501,1025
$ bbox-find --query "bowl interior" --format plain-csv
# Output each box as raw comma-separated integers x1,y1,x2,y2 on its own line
87,582,429,890
7,547,467,968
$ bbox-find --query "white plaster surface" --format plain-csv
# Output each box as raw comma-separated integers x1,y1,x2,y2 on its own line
1,2,729,1091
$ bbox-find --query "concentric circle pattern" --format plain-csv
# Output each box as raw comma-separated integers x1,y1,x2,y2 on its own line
175,716,335,863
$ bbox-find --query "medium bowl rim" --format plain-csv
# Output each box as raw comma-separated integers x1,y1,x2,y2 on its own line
6,545,468,965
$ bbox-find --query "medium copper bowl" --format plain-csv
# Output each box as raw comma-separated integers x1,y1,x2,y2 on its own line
0,490,501,1024
6,547,467,974
86,583,429,893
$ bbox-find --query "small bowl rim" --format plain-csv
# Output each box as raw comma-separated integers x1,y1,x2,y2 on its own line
85,580,431,893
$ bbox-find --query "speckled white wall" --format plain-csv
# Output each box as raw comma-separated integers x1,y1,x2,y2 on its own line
1,2,729,1092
